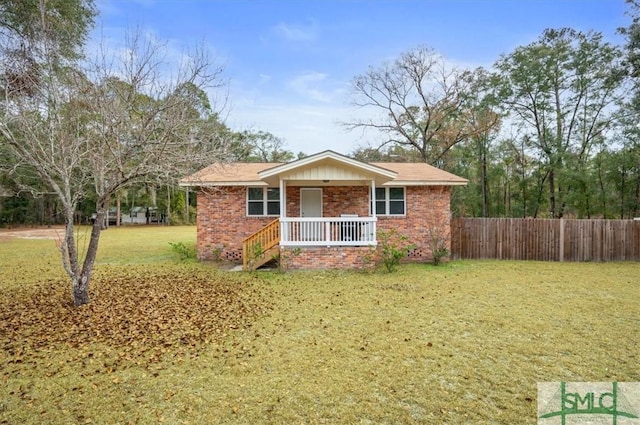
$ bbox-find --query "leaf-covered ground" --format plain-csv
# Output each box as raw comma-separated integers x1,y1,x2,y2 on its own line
0,264,270,372
0,227,639,424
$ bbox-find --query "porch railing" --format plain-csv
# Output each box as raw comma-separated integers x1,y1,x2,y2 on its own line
280,217,377,246
242,218,280,269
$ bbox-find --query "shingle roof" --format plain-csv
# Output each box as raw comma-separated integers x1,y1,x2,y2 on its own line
371,163,467,185
181,162,283,186
180,156,467,186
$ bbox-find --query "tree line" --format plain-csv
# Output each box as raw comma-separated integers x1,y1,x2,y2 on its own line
347,3,640,220
1,0,639,304
4,2,639,225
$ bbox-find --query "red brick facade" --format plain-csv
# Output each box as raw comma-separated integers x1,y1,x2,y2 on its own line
196,187,274,261
280,246,377,270
378,186,452,262
195,185,451,267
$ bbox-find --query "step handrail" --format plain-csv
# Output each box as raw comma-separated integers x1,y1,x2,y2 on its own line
242,218,280,269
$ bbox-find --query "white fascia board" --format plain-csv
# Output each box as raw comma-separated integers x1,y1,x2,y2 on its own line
178,181,267,187
383,180,469,186
258,150,397,180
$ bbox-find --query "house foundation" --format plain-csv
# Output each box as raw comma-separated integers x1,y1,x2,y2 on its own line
279,246,377,270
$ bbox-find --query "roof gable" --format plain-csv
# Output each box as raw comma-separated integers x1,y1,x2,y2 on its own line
258,150,396,185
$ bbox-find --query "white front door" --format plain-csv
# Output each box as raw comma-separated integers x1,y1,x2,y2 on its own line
300,188,322,241
300,188,322,218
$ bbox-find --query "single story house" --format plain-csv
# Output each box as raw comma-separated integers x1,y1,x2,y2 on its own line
180,150,467,270
122,206,162,225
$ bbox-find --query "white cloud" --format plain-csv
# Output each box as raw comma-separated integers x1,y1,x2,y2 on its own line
225,91,384,156
258,74,272,84
272,22,318,42
226,68,383,156
289,72,332,102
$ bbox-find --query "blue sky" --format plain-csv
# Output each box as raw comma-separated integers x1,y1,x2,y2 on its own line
94,0,628,155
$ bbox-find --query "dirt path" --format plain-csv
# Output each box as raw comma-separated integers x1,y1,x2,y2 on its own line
0,226,65,241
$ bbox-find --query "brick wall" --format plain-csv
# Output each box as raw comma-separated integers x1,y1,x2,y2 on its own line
196,187,274,261
285,186,369,217
322,186,370,217
195,185,451,265
285,186,299,217
376,186,451,261
280,246,377,270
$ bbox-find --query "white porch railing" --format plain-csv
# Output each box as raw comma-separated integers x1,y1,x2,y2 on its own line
280,217,377,246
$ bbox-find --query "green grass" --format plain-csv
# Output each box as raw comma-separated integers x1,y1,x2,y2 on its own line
1,226,639,424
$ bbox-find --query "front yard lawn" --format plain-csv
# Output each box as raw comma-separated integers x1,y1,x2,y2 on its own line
1,226,638,424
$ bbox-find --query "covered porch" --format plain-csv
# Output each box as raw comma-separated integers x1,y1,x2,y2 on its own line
242,151,397,269
281,216,377,246
242,215,377,269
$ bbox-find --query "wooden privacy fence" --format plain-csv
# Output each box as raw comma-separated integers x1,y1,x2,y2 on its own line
450,218,640,262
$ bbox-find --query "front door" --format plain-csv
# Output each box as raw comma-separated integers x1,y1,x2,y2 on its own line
300,188,322,241
301,188,322,218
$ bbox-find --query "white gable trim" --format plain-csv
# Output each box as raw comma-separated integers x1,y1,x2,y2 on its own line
258,150,397,180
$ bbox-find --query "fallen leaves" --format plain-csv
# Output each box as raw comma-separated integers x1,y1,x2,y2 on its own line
0,263,270,372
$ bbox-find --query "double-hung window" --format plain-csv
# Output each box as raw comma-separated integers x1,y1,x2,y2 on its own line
247,187,280,216
372,187,405,216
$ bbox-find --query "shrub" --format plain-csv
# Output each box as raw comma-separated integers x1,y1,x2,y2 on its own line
249,241,263,260
431,246,450,266
211,244,225,262
377,229,415,272
427,225,450,266
169,241,197,260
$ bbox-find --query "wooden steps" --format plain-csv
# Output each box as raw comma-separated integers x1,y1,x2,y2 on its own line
244,245,280,270
242,219,280,270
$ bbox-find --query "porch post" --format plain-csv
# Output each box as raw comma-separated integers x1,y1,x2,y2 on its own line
371,179,377,243
280,179,287,243
371,179,376,216
280,179,286,218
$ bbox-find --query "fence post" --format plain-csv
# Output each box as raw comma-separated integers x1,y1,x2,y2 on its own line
559,218,565,262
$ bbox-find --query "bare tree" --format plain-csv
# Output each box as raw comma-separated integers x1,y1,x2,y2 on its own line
1,28,230,306
343,46,496,166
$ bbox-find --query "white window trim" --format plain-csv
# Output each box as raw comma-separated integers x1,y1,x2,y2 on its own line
371,187,406,217
247,187,280,217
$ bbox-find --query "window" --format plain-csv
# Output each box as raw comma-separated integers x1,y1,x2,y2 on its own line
372,187,405,216
247,187,280,216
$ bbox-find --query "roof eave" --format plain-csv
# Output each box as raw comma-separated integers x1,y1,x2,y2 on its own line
178,180,267,187
384,180,469,186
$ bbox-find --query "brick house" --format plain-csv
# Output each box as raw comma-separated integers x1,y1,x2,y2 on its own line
180,150,467,270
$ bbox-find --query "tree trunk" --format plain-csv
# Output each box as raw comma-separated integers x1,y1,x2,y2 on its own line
549,169,556,218
557,184,565,219
73,275,90,306
167,186,171,225
481,148,489,217
72,210,104,307
116,194,121,227
634,178,640,218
